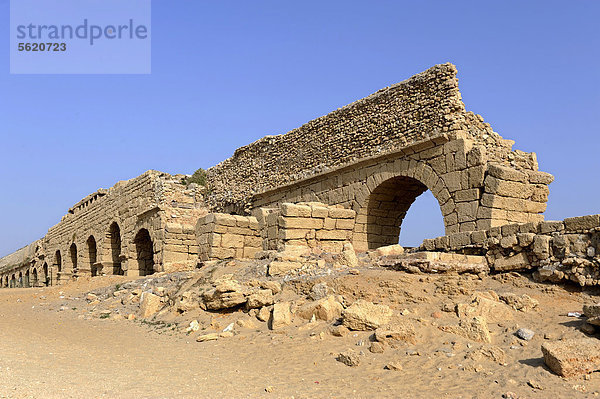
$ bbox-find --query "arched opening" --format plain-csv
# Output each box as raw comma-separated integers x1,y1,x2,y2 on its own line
360,176,445,250
398,190,446,247
70,243,78,275
18,271,23,287
24,270,30,288
43,263,49,286
32,268,38,287
55,250,62,273
108,222,123,275
134,228,155,276
87,236,98,276
11,274,16,288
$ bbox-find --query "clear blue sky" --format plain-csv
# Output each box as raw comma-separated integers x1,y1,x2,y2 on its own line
1,1,599,256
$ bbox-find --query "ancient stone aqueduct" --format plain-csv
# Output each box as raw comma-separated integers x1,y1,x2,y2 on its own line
2,63,599,288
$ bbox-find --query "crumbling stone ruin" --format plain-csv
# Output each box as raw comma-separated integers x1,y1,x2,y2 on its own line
0,62,595,290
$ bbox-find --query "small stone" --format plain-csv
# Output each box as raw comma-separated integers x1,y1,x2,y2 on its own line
336,349,360,367
328,325,349,337
384,361,403,371
196,333,219,342
527,379,543,390
516,328,534,341
256,306,271,322
186,320,200,332
431,311,443,319
369,342,385,353
265,386,275,393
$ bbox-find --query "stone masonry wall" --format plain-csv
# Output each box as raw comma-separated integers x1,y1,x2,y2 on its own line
254,133,552,251
422,215,600,286
0,171,206,286
206,63,542,215
255,202,356,253
196,213,261,261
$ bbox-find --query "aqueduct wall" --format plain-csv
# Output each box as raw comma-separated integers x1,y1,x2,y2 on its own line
0,63,565,287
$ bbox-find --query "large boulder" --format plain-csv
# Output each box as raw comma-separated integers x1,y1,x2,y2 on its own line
542,339,600,377
297,295,343,321
246,289,275,309
342,300,393,331
202,281,247,310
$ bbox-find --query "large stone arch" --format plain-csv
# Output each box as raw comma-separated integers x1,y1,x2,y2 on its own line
105,221,124,275
133,228,155,276
85,235,98,277
350,160,455,250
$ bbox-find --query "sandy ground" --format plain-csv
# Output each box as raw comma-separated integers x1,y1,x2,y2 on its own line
2,271,600,399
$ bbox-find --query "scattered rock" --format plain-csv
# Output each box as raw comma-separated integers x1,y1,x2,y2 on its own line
336,349,360,367
186,320,200,332
139,291,161,318
527,380,543,390
541,338,600,377
342,300,393,331
369,342,385,353
297,295,343,322
236,317,258,329
440,316,491,343
515,328,534,341
374,320,417,345
328,324,349,337
202,282,247,310
375,244,404,257
196,333,219,342
246,289,275,309
499,293,539,312
257,306,271,322
583,303,600,318
384,361,403,371
269,302,292,330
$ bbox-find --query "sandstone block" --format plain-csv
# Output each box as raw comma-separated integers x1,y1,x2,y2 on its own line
278,216,323,229
374,320,417,344
268,261,302,277
246,289,275,309
541,339,600,377
281,203,312,217
564,215,600,232
329,208,356,219
297,295,343,321
269,302,292,330
139,291,161,318
493,252,530,271
342,300,393,331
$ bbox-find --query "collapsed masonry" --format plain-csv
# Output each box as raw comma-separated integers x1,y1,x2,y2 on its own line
1,62,596,288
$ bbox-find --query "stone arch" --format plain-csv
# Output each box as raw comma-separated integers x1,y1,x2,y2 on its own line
55,250,62,274
69,243,78,275
43,262,49,286
18,271,23,287
352,161,454,251
32,268,38,287
134,228,155,276
86,235,98,276
11,274,16,288
24,269,30,288
107,222,123,275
